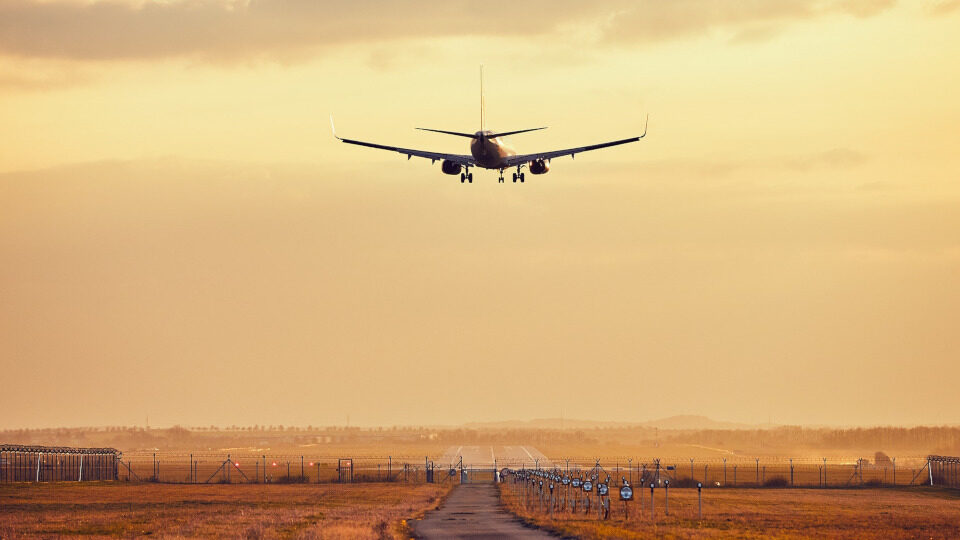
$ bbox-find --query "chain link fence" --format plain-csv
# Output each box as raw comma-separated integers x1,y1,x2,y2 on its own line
1,444,947,490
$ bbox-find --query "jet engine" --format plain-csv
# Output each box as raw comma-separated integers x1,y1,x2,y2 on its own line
441,160,462,175
529,159,550,174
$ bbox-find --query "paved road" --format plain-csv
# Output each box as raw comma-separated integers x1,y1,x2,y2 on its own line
439,445,552,468
412,483,557,539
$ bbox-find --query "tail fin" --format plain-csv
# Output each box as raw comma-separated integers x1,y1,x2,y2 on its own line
480,64,485,132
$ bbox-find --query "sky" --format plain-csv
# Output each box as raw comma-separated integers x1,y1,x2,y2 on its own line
1,0,959,429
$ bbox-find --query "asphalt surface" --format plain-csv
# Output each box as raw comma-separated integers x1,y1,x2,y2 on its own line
439,445,553,468
412,483,557,539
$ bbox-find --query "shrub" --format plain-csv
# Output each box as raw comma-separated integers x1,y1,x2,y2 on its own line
763,476,789,488
274,475,310,484
670,477,702,488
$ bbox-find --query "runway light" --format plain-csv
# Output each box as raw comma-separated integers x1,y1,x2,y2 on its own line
235,462,240,467
272,462,277,466
309,462,314,466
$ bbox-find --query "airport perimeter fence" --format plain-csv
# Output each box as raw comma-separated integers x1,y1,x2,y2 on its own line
116,452,452,484
553,456,937,488
0,444,120,482
1,445,949,490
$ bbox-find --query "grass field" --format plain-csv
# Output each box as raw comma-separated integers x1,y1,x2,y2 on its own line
0,482,451,539
500,484,960,539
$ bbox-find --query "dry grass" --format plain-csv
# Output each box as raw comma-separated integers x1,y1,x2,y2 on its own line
500,484,960,539
0,481,451,539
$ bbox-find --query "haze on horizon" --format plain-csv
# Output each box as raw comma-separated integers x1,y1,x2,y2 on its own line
1,0,959,430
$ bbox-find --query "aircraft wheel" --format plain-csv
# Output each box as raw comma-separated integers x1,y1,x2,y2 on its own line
512,177,516,183
468,173,473,182
520,173,525,182
512,173,517,181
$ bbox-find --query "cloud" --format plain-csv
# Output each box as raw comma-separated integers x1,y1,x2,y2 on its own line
630,148,868,180
601,0,895,46
0,0,615,61
928,0,960,16
0,0,895,62
782,148,869,172
0,59,91,90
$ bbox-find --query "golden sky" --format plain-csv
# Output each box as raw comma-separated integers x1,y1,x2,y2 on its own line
1,0,959,428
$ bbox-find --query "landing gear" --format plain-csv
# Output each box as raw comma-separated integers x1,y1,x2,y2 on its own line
513,167,525,183
468,172,473,183
460,172,473,183
460,173,465,183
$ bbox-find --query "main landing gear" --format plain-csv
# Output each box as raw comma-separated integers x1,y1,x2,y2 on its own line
460,172,473,183
512,167,525,183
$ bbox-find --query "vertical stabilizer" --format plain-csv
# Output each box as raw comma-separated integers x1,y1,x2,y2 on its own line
480,64,485,132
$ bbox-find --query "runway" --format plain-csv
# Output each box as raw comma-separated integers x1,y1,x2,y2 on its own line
439,445,552,468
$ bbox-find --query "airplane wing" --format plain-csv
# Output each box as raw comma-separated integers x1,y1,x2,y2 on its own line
331,117,476,166
503,115,648,168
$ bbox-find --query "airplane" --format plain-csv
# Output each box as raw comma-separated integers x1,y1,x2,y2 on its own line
331,67,648,183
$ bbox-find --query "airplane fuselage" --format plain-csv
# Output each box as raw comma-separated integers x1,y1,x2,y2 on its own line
470,131,516,169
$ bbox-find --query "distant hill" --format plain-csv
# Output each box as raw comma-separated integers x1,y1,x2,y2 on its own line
637,415,769,430
464,415,772,431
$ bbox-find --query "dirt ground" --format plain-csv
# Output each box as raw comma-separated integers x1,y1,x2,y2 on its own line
500,484,960,539
0,482,450,539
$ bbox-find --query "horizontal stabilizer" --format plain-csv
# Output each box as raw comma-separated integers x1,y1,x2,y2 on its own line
488,127,547,138
416,128,478,138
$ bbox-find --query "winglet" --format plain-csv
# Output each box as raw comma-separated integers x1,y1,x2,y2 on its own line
640,114,649,139
330,115,342,140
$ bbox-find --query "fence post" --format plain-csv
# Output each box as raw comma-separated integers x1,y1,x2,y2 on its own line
790,458,794,486
755,458,759,485
893,458,896,485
